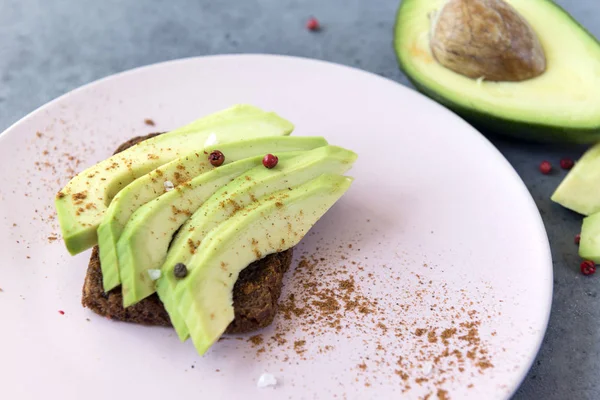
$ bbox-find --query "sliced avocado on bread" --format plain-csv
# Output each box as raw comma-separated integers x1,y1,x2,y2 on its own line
171,174,353,354
56,105,294,255
116,151,304,306
82,134,294,334
97,136,327,292
55,105,357,356
156,145,358,339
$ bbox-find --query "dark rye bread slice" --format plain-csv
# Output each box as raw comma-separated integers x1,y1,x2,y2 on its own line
81,133,294,334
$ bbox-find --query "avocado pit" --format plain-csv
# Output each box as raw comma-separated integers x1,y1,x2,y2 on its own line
430,0,546,82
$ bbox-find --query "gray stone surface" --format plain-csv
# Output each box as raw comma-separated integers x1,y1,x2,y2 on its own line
1,0,598,398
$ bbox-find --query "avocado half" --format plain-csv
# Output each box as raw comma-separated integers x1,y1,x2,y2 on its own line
394,0,600,143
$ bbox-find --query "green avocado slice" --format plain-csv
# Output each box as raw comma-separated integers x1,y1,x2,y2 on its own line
116,151,303,306
56,105,294,255
551,143,600,216
579,212,600,262
394,0,600,142
156,145,358,339
98,136,328,292
169,173,353,354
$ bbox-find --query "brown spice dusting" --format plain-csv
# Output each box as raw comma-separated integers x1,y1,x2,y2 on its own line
476,360,493,370
395,370,409,381
311,294,340,315
248,334,263,346
227,199,242,213
172,205,192,217
294,340,306,354
72,191,87,202
144,119,155,126
377,322,388,334
441,328,456,344
279,293,305,319
173,172,184,184
229,245,494,396
187,238,200,254
428,330,438,343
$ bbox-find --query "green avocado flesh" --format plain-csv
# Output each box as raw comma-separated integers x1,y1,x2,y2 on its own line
116,152,303,306
580,213,600,262
169,173,353,354
155,145,358,339
394,0,600,142
55,104,357,357
56,105,294,255
551,143,600,216
97,136,327,292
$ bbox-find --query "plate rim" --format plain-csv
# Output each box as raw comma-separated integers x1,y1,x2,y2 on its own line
0,53,553,398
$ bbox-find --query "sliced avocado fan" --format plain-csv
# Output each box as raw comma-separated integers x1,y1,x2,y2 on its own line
97,136,327,292
155,145,358,340
55,105,294,255
54,104,358,357
116,151,303,306
170,173,354,354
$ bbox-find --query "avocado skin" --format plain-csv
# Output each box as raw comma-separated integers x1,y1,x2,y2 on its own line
393,0,600,144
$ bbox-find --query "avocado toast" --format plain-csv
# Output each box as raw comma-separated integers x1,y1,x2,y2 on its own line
82,133,294,334
55,105,357,355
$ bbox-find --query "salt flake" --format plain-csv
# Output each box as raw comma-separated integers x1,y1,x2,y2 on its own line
422,362,433,376
147,269,161,281
204,132,218,147
164,181,174,192
256,373,277,388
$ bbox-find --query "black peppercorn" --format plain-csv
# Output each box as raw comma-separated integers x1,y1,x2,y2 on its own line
174,262,188,278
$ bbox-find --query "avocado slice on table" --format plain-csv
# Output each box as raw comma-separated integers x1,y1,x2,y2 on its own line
116,152,303,306
56,105,294,255
580,213,600,262
551,142,600,216
394,0,600,142
98,136,328,292
170,173,353,354
154,145,357,339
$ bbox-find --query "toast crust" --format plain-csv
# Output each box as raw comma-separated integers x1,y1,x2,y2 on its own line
81,133,293,334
